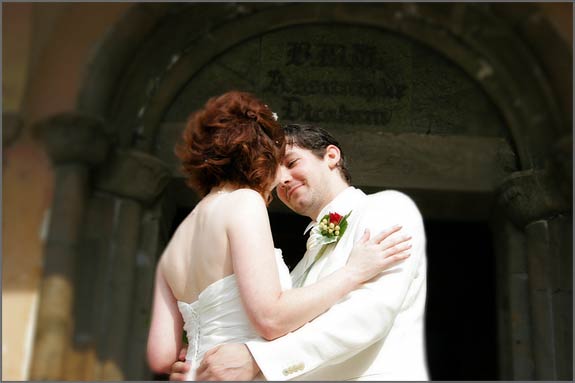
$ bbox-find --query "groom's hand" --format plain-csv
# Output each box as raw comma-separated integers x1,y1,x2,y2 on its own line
196,343,260,381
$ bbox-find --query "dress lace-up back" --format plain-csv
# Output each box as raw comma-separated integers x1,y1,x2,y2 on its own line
176,301,201,364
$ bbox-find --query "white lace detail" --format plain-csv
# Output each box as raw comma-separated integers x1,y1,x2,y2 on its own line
178,302,200,363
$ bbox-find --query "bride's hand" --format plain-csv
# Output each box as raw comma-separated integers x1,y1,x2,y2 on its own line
346,225,412,284
168,346,190,381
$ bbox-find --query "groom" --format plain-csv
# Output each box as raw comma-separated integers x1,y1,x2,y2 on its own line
171,124,429,380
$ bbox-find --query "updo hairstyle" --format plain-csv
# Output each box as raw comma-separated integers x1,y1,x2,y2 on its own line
175,91,285,203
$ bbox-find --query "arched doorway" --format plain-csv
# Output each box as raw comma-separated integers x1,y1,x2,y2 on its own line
31,3,571,380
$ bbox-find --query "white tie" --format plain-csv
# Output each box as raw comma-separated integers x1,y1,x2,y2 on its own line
306,227,323,251
295,225,325,288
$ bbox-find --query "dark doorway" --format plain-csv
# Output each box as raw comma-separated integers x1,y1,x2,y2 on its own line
269,211,309,271
425,219,498,380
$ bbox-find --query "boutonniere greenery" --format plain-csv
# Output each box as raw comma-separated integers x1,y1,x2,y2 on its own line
295,210,352,287
316,211,351,246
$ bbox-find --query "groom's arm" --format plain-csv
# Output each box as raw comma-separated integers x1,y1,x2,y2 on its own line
247,191,426,380
189,191,425,381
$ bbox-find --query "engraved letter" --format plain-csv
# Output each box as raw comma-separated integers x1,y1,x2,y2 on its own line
286,42,312,66
264,70,290,93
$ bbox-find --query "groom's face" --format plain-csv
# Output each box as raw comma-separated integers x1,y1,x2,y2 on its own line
275,144,333,219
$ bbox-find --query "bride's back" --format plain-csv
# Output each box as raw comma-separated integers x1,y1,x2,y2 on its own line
160,90,285,303
160,192,233,303
147,91,285,376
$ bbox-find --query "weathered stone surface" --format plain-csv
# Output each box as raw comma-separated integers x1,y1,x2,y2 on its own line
546,216,573,380
80,193,118,378
43,166,90,251
77,4,177,120
96,149,171,204
93,199,141,380
525,219,572,380
526,221,554,379
490,3,572,130
497,168,571,228
491,216,534,380
164,22,506,139
124,204,165,379
2,112,23,147
71,193,116,379
342,132,516,192
63,346,97,380
32,113,111,165
30,165,90,380
161,124,516,194
79,2,568,166
30,275,74,380
548,134,573,203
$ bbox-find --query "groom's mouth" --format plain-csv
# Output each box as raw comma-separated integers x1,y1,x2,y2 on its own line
287,183,303,201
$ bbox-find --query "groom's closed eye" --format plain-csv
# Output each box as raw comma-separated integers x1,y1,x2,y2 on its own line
287,159,298,168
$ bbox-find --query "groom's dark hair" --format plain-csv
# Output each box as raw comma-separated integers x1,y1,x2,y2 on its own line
283,123,351,184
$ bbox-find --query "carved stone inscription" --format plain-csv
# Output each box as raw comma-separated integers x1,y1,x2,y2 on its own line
262,40,406,126
285,42,379,68
166,24,504,138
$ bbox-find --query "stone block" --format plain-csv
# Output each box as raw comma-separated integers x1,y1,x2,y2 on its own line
96,149,171,204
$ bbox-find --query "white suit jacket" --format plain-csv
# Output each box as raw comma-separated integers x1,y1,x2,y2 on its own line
247,187,429,381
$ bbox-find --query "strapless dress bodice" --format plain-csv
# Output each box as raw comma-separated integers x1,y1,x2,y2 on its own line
177,249,291,380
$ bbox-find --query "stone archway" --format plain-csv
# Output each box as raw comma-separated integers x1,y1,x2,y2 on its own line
31,3,571,380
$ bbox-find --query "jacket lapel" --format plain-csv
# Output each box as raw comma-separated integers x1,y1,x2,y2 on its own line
290,187,367,285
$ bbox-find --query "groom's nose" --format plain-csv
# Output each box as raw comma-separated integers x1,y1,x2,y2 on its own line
277,166,292,189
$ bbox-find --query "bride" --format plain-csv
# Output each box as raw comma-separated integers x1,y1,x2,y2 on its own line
146,91,410,380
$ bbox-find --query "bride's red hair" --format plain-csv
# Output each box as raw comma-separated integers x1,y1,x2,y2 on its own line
175,91,285,203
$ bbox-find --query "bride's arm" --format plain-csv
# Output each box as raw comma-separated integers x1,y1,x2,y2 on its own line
227,190,409,341
146,264,184,374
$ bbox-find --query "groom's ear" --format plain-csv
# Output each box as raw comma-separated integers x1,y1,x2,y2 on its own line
324,145,341,169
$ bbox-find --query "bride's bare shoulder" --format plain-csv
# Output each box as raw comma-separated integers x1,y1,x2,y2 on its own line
227,188,266,204
222,189,268,223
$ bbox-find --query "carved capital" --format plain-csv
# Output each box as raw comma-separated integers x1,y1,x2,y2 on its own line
497,166,571,228
96,150,171,204
32,113,111,166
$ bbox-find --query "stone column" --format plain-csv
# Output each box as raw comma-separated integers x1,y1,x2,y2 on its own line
490,213,533,379
90,149,171,380
29,113,111,380
497,147,572,380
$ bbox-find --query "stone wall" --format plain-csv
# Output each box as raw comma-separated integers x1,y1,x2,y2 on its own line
2,2,572,380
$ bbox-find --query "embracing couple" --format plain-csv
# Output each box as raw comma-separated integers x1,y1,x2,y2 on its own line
147,91,429,381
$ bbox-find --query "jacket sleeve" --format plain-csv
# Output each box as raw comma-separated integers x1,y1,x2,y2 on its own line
246,191,426,380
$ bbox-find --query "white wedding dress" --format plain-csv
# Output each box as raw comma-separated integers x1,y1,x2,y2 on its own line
177,249,292,380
